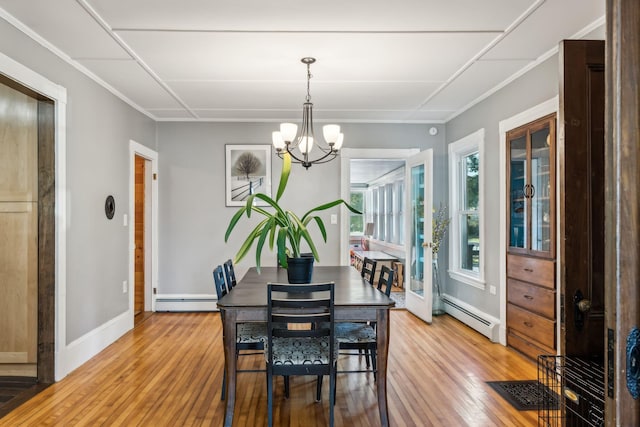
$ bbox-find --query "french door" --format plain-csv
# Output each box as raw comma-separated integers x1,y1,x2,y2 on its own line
404,149,433,323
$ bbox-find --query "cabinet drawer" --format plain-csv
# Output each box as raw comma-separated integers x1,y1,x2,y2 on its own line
507,278,555,319
508,329,555,361
507,254,555,289
507,303,555,349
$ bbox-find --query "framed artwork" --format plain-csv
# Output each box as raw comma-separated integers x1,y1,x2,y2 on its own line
225,144,272,207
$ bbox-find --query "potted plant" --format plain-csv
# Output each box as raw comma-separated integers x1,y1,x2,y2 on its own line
225,152,361,283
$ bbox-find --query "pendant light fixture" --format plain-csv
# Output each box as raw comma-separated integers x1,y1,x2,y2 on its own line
272,57,343,169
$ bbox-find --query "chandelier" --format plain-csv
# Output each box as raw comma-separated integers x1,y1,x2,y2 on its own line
272,57,343,169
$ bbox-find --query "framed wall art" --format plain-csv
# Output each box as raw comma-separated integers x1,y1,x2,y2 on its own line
225,144,272,207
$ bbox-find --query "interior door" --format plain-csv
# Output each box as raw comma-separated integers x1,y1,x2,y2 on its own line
559,40,605,360
404,149,433,323
0,82,38,376
134,155,145,316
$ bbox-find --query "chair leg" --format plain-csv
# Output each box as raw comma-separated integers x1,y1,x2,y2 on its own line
267,366,273,427
371,344,377,381
316,375,323,402
284,375,290,399
221,366,227,400
364,347,371,368
329,367,336,426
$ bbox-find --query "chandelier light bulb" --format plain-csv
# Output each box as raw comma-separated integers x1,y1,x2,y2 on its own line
299,136,314,154
280,123,298,142
333,133,344,151
272,131,286,150
322,124,340,144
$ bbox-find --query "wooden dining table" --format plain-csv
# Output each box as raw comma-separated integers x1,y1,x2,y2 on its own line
216,265,395,426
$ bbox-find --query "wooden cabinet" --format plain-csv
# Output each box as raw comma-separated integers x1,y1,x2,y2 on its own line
506,114,557,360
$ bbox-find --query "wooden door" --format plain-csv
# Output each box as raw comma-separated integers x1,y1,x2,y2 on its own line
134,155,145,316
605,1,640,424
0,82,38,376
558,40,605,360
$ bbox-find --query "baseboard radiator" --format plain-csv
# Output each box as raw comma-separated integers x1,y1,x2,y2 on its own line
442,294,500,342
155,294,218,312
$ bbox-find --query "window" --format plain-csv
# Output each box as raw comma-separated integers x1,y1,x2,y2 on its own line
349,191,365,234
367,167,405,246
448,129,485,289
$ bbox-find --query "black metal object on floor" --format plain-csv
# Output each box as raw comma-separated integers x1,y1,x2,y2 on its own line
487,380,556,411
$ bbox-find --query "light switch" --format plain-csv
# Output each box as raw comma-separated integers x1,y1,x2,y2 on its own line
123,214,128,226
330,214,338,225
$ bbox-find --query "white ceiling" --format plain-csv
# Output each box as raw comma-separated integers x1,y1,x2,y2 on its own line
0,0,605,123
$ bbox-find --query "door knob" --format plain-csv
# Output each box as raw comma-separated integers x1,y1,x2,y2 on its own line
577,299,591,313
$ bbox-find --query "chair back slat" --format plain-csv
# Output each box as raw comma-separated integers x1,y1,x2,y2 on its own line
213,265,228,299
377,265,395,297
223,259,237,289
361,257,377,285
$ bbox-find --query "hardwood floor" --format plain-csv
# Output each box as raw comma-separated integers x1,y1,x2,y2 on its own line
0,311,538,426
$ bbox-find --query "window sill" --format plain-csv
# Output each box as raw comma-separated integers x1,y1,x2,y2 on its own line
447,270,485,290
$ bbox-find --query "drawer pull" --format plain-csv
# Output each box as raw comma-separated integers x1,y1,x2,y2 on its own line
524,295,534,300
524,321,533,328
523,268,534,273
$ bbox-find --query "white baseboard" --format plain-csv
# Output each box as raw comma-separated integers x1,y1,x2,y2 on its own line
155,293,218,312
442,294,501,343
56,310,132,380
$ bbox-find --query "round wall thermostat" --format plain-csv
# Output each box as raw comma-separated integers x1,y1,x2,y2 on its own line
429,127,438,136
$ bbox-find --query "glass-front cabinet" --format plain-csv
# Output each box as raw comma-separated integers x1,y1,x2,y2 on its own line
507,114,556,258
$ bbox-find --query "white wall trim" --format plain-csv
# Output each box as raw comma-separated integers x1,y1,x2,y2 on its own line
0,50,70,381
498,96,559,346
129,141,159,315
340,148,419,265
58,311,131,377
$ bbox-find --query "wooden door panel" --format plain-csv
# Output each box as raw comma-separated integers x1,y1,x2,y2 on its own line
134,155,145,315
0,202,38,365
0,83,37,202
559,40,605,359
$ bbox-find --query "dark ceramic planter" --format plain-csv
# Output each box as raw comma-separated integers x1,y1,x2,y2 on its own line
286,255,314,284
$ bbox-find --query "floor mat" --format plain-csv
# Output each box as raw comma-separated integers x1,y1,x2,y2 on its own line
389,292,405,309
487,380,558,411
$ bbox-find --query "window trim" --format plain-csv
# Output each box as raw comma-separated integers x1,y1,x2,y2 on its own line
448,129,485,290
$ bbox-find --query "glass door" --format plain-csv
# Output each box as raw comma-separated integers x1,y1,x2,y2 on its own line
404,149,433,323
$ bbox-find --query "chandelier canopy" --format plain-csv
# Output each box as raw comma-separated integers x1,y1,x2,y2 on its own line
272,57,343,169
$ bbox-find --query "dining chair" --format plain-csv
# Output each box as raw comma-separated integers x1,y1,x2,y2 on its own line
376,265,395,297
361,257,377,285
335,265,395,378
213,265,266,400
265,282,336,427
223,259,237,289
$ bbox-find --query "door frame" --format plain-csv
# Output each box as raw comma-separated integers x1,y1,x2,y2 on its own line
498,96,558,346
339,148,419,265
0,51,68,381
129,141,158,314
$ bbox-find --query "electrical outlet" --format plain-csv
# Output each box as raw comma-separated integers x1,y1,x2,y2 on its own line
489,285,497,295
330,214,338,224
122,280,128,293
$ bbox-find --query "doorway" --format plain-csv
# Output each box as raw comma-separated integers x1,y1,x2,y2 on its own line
0,74,56,411
129,142,158,322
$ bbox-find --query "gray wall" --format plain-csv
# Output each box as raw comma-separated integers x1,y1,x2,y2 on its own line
444,54,560,317
156,122,443,294
0,19,156,343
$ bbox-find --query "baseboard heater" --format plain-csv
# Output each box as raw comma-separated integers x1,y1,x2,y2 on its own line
442,294,500,342
155,294,218,312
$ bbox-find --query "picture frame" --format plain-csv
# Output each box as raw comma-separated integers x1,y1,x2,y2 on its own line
225,144,272,207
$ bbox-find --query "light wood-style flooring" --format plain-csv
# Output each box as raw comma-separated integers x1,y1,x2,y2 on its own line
0,311,538,426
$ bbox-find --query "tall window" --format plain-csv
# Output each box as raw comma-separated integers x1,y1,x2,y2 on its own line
349,191,365,234
448,129,485,289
